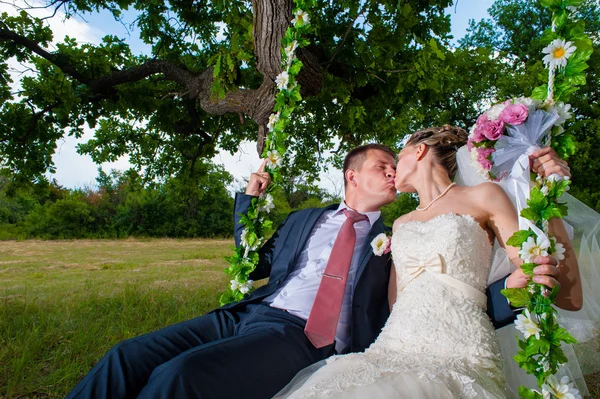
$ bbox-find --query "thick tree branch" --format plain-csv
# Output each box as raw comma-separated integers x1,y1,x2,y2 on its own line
0,27,90,84
2,0,330,156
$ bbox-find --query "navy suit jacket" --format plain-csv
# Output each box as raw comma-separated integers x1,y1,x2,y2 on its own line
224,193,516,354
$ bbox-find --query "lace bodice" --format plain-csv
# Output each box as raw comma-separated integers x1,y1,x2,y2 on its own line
391,213,493,293
284,213,507,398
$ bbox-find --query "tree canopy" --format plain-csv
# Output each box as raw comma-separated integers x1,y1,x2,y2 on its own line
1,0,457,180
0,0,599,211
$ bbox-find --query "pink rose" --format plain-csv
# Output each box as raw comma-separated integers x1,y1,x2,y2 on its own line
499,104,528,125
471,126,486,142
467,139,475,151
479,158,493,170
480,120,505,141
477,148,495,170
477,147,495,158
476,113,489,126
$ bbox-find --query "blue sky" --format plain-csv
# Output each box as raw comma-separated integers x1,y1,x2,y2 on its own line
3,0,495,191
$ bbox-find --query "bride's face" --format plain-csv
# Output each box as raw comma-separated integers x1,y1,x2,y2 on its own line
394,145,419,192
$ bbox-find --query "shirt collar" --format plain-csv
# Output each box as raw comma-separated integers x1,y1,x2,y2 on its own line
334,201,381,227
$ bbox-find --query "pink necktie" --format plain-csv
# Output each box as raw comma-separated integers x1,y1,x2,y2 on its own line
304,209,368,348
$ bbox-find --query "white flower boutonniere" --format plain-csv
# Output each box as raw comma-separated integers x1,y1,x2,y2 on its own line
371,233,391,257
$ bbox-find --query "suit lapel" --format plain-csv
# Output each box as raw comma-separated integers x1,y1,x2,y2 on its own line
285,203,338,275
354,218,386,285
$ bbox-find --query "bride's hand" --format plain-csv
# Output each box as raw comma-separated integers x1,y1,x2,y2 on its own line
506,255,561,291
529,147,570,179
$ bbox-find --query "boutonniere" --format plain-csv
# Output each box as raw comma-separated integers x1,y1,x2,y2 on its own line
371,233,391,256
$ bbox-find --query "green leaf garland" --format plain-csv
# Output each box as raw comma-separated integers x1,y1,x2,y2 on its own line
220,1,314,305
501,2,593,397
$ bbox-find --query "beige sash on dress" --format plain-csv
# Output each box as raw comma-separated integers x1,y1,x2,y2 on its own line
398,253,488,310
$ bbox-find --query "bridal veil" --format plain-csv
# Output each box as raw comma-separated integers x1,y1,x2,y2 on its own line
455,145,600,397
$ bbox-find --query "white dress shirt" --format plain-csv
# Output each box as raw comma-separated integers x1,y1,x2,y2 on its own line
266,202,380,352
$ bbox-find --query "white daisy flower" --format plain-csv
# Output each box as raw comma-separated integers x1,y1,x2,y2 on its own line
549,102,573,126
265,150,283,169
267,112,280,131
515,309,542,340
547,173,565,183
258,193,275,213
519,235,550,263
291,9,310,27
284,40,298,65
230,279,240,291
553,240,566,261
371,233,390,256
542,375,582,399
275,71,290,90
542,39,577,69
240,229,250,247
239,280,254,294
240,229,260,251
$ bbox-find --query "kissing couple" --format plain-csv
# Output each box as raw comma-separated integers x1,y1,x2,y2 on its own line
67,125,585,398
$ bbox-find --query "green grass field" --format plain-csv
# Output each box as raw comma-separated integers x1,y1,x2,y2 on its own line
1,239,232,398
1,239,598,398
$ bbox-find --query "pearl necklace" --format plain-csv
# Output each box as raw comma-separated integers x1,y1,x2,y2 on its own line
416,182,457,211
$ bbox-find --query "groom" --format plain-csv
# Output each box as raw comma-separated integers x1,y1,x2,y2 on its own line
65,144,567,399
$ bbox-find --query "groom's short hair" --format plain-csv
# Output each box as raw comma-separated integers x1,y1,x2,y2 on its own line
343,144,396,188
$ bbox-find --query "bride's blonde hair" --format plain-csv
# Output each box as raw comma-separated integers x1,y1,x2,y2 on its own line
405,124,468,178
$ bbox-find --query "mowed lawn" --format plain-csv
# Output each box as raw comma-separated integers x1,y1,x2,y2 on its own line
1,239,233,398
1,239,599,398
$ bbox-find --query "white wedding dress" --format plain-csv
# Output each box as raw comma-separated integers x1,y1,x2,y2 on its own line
279,213,507,398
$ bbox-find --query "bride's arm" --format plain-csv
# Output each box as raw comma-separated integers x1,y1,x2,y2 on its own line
479,183,582,311
388,264,397,311
387,216,408,311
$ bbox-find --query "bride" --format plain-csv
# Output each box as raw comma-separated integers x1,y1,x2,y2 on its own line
277,125,583,398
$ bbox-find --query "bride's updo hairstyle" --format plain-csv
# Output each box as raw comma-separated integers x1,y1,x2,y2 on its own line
405,124,468,178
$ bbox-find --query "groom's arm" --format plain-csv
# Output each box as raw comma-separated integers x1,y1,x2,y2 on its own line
233,160,283,281
486,257,562,328
233,193,278,280
486,276,516,329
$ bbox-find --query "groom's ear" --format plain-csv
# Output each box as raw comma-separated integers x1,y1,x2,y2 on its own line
345,169,358,188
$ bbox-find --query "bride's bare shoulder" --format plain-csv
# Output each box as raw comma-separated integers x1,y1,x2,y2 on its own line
461,182,506,198
393,212,415,232
460,182,514,212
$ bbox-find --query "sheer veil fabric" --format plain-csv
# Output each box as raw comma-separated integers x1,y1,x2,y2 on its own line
455,145,600,397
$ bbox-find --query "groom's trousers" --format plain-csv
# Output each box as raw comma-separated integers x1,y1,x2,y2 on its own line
65,303,333,399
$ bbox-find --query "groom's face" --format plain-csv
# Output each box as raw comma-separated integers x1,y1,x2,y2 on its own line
351,149,397,207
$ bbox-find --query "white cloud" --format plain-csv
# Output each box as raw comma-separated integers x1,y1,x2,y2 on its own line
0,1,103,46
51,127,130,189
1,0,123,187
